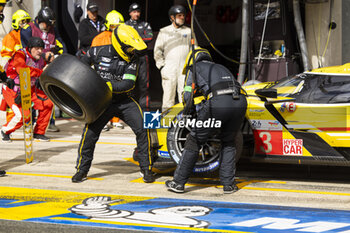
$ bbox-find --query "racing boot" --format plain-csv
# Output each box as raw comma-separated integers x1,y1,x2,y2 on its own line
0,170,6,177
223,184,239,194
72,170,88,183
165,180,184,193
34,134,50,142
48,124,60,132
140,169,155,183
1,130,11,143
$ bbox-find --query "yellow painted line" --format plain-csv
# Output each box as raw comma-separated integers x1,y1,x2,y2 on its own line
6,172,103,181
201,177,286,184
51,139,136,146
12,138,136,146
241,186,350,196
124,158,176,174
53,217,251,233
0,186,152,220
131,177,285,186
125,158,285,183
130,179,350,197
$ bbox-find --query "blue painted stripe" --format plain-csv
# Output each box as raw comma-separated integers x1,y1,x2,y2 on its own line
0,199,43,208
22,198,350,232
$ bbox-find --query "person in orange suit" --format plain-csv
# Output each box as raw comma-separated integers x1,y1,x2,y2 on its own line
1,37,53,142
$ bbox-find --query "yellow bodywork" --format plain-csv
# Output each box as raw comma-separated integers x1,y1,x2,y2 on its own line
245,64,350,158
156,64,350,162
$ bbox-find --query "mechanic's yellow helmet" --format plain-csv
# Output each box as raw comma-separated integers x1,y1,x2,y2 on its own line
0,0,5,3
182,47,212,74
111,24,147,62
105,10,124,31
12,9,31,30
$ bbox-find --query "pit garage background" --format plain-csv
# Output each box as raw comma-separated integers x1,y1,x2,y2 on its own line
0,0,347,110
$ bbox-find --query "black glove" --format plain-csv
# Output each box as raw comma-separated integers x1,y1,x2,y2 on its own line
183,100,195,117
51,46,60,55
5,78,15,89
35,78,42,90
74,4,83,23
0,71,6,82
15,93,21,105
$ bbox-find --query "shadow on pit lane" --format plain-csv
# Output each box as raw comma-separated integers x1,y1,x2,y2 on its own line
52,118,85,136
0,144,78,171
236,159,350,184
90,160,140,178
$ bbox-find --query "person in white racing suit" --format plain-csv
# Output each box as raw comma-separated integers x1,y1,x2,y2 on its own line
154,5,194,111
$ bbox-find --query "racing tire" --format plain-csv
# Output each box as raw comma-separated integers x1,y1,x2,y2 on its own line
40,54,112,123
167,122,243,174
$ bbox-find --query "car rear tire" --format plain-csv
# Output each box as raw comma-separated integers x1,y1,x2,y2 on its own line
40,54,112,123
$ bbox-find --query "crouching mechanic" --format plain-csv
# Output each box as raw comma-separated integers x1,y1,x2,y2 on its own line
72,23,155,183
0,37,54,142
165,48,247,194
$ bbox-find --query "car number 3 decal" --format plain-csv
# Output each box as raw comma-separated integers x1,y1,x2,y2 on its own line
259,132,272,153
254,130,283,155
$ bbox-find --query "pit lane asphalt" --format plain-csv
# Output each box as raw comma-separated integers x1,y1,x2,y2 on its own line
2,111,350,232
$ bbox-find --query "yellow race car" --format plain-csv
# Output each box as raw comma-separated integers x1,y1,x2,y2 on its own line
151,63,350,173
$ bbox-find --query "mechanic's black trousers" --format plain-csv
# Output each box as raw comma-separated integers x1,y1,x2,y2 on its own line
173,94,247,186
134,55,150,111
75,96,152,173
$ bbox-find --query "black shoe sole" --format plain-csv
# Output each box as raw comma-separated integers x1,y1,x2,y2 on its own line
223,187,239,194
140,171,155,183
143,178,155,183
35,139,50,142
165,182,185,193
72,175,87,183
223,190,238,194
166,186,185,193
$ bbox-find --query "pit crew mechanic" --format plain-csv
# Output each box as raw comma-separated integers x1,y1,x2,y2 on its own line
72,23,155,183
82,10,124,131
0,37,54,142
165,48,247,194
0,10,32,126
1,10,31,63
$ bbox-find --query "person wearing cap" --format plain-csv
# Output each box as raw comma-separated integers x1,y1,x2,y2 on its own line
77,1,105,56
21,6,66,62
0,37,54,142
20,6,65,133
125,3,153,111
72,24,155,184
154,5,194,111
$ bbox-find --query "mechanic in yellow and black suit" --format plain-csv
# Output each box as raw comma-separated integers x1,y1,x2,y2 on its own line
72,23,155,184
165,48,247,194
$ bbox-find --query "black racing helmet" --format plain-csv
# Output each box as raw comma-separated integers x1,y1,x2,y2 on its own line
37,6,56,26
129,3,141,13
168,5,186,20
27,37,45,50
